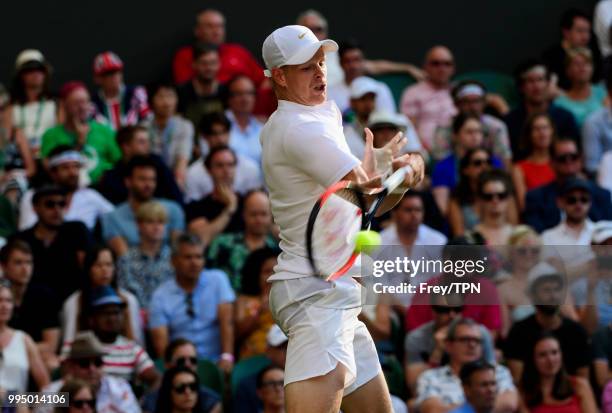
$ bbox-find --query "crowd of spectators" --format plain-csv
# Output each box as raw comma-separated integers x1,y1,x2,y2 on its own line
0,5,612,413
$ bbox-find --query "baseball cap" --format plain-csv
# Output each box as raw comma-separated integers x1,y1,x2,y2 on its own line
262,25,338,77
15,49,47,72
592,221,612,244
559,177,590,197
527,262,563,292
66,331,107,359
91,286,125,308
350,77,379,99
368,111,409,131
266,324,288,347
93,51,124,76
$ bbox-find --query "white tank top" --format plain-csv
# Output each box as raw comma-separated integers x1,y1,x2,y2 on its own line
0,331,29,392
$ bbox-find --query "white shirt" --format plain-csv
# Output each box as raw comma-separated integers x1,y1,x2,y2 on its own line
379,222,448,247
261,100,359,280
184,154,263,202
0,331,28,392
226,109,263,165
541,219,595,267
595,0,612,57
19,187,114,230
328,77,396,114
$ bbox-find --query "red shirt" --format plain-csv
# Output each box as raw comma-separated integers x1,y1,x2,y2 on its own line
405,275,502,332
516,159,556,191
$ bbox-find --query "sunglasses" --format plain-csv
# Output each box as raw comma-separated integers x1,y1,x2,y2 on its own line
469,158,492,167
261,380,284,389
186,293,195,318
432,305,464,314
428,60,454,67
565,195,590,205
480,191,509,201
555,153,580,163
515,247,541,257
72,399,96,409
453,336,482,345
175,356,198,367
76,358,104,369
43,199,67,209
173,381,198,394
229,90,256,97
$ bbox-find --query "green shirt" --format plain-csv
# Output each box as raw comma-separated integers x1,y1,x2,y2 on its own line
41,121,121,183
206,232,278,291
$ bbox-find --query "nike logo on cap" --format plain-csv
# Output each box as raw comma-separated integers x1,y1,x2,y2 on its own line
298,32,306,39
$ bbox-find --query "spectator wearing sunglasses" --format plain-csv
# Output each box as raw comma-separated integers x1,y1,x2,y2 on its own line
142,338,221,413
13,185,93,301
149,233,235,372
155,366,207,413
54,378,96,413
512,113,557,211
401,46,458,152
37,331,140,413
413,317,517,413
524,137,612,233
256,366,285,413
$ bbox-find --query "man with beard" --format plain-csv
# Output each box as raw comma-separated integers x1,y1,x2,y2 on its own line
101,156,184,256
504,262,590,382
19,145,114,230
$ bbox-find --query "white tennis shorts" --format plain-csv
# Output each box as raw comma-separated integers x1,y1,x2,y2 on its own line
269,275,381,395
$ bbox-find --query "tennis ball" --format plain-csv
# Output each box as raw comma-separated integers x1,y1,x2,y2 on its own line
354,230,381,254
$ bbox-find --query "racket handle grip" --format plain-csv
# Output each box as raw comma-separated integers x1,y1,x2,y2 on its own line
385,165,413,193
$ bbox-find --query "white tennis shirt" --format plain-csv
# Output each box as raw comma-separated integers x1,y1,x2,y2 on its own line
261,99,360,280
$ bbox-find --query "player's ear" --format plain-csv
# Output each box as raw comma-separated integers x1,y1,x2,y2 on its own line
272,67,287,88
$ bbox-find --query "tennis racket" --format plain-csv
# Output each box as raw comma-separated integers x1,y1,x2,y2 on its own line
306,166,413,281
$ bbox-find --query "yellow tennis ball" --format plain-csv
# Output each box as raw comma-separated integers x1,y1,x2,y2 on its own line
354,230,381,254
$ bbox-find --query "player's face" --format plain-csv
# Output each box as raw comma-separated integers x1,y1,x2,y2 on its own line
280,48,327,106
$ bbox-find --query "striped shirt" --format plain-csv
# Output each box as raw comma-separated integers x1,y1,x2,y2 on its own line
62,335,153,383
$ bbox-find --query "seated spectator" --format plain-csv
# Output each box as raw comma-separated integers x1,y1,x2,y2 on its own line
433,114,503,216
91,51,150,131
0,281,49,392
432,80,512,168
1,240,60,370
582,69,612,175
13,185,93,301
117,201,174,309
177,43,226,131
404,295,495,395
343,77,378,157
19,145,113,230
154,366,207,413
186,112,261,202
520,333,597,412
369,111,422,155
599,150,612,193
554,47,606,128
542,8,602,91
504,60,579,160
62,245,142,345
101,156,184,256
225,75,263,166
414,318,517,413
401,45,457,152
512,113,557,211
41,82,121,184
144,83,194,187
256,366,285,413
235,248,278,358
448,149,495,236
570,221,612,333
142,338,221,413
472,169,518,245
4,49,57,158
206,190,277,290
524,137,612,232
186,146,244,245
36,331,140,413
0,193,16,241
592,324,612,392
61,286,158,387
149,234,235,369
234,324,288,413
328,39,396,114
505,262,590,381
54,378,96,413
96,125,183,205
406,237,503,336
450,360,498,413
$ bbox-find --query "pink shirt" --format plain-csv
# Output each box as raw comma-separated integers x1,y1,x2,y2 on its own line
400,81,457,151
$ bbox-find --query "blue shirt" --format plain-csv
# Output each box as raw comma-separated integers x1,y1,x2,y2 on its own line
449,403,477,413
226,110,263,166
582,106,612,173
148,269,236,361
101,199,184,246
431,154,502,189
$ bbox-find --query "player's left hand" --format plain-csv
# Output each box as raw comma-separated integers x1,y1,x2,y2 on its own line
362,128,406,179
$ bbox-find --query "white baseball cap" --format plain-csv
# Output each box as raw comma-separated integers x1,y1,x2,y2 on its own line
266,324,288,347
262,25,338,77
368,111,409,131
527,261,563,291
350,76,379,99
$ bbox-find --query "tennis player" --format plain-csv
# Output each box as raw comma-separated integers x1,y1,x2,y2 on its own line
260,25,424,412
